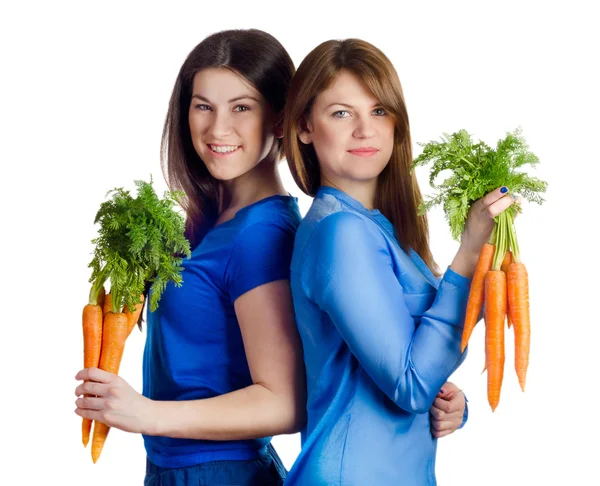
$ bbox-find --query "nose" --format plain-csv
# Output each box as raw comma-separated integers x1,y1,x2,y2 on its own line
209,110,233,138
352,115,376,139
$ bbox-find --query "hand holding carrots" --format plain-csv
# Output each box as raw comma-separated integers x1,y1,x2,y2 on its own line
75,367,154,435
429,381,466,439
79,178,191,462
450,187,517,279
459,187,517,259
411,128,547,412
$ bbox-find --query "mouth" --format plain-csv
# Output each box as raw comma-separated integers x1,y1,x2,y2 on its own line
347,147,379,157
207,144,241,155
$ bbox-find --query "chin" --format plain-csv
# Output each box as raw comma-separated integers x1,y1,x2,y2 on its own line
206,169,242,182
344,169,385,182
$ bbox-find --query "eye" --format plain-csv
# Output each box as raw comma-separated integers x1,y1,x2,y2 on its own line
193,104,212,111
373,108,387,116
233,105,250,112
332,110,350,118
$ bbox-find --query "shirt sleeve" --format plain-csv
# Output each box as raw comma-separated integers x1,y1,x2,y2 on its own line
459,393,469,429
225,222,295,303
301,211,471,414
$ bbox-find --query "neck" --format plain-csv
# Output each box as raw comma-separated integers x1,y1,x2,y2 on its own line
219,156,286,214
321,176,377,210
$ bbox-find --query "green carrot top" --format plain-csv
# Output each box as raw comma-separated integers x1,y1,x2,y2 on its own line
87,177,191,314
410,127,548,242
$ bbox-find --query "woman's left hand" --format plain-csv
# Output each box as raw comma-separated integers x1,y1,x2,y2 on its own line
429,381,466,438
75,367,154,434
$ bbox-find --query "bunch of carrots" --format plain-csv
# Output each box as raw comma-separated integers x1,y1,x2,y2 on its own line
81,285,145,462
81,178,190,462
411,127,547,411
460,209,528,411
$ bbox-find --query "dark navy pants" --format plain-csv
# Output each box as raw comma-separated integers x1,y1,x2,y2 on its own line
144,443,287,485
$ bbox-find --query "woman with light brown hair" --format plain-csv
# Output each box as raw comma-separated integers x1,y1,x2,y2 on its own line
283,39,516,485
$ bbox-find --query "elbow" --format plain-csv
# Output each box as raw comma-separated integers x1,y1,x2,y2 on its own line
392,381,438,414
397,398,432,415
265,389,306,435
278,394,307,434
281,405,306,434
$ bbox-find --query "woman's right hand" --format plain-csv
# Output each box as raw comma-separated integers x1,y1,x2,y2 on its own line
450,186,517,279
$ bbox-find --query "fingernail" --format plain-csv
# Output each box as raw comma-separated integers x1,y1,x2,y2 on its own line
440,389,444,394
500,186,508,194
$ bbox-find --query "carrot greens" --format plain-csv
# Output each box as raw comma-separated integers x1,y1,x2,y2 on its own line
87,177,191,316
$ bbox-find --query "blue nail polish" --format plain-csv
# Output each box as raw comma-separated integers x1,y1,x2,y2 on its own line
500,186,508,194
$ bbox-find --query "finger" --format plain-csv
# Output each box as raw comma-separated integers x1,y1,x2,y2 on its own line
74,407,101,421
75,367,113,383
75,396,104,411
478,186,511,209
486,193,515,218
430,406,445,420
445,393,466,413
438,382,460,398
431,419,455,432
75,381,108,397
432,428,453,439
433,397,454,413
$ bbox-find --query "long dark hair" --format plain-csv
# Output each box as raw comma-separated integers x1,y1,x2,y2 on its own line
162,29,295,247
283,39,438,274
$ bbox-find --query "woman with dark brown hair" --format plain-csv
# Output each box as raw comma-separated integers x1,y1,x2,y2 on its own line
283,39,516,485
74,29,305,485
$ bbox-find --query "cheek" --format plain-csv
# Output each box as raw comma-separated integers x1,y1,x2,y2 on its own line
241,117,268,147
188,112,208,139
312,123,344,160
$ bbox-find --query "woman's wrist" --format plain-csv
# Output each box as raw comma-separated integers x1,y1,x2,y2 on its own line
140,398,161,436
450,246,480,279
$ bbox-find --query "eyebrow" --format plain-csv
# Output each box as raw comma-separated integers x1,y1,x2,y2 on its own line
325,102,382,110
191,94,261,103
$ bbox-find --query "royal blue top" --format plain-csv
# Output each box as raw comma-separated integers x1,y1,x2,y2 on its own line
284,187,470,486
142,195,301,468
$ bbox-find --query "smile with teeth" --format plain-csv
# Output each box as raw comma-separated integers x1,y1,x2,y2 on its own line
208,144,240,154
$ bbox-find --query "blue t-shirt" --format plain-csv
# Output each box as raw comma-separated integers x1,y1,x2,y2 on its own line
285,186,470,486
142,195,301,468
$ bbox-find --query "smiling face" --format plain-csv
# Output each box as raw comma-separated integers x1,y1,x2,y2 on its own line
298,70,395,188
188,68,278,182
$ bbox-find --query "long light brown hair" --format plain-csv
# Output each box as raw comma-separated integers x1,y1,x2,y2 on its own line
283,39,438,274
161,29,295,248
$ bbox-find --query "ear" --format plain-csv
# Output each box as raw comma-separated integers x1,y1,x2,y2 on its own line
297,116,313,145
273,123,284,139
272,115,284,139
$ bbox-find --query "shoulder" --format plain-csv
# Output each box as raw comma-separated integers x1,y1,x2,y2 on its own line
237,196,301,233
310,211,381,249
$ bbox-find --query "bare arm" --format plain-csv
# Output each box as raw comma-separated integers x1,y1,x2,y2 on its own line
147,279,306,440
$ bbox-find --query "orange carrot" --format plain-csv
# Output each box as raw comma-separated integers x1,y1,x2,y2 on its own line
461,243,495,352
124,294,145,337
507,262,530,392
102,293,112,316
501,251,514,328
91,311,130,463
81,297,104,447
485,270,506,412
97,286,106,309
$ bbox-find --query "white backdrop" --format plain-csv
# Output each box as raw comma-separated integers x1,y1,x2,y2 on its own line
1,1,597,485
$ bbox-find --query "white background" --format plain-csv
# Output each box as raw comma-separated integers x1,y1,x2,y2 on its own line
1,1,597,484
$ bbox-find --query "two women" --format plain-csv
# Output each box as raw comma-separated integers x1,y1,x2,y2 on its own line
74,30,513,485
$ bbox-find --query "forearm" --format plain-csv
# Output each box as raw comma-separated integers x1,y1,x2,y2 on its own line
146,384,304,440
402,268,472,411
449,245,480,279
